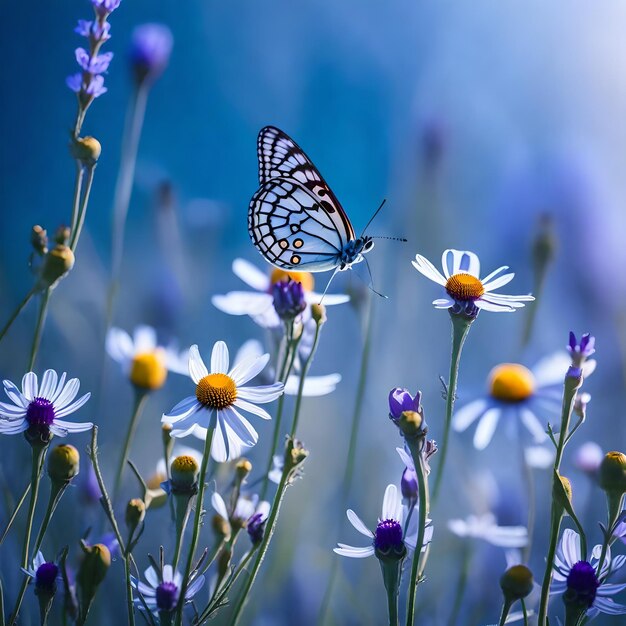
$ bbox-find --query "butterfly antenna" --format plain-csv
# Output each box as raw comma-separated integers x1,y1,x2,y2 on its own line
360,199,387,237
371,235,408,242
318,267,342,304
362,256,388,299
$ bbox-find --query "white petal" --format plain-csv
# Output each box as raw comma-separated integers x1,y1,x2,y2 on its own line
188,345,209,384
432,298,453,309
54,379,80,410
55,393,90,418
0,402,27,417
381,484,401,521
444,249,480,278
237,383,284,404
3,380,28,408
211,341,229,374
162,565,174,583
285,373,341,396
230,353,270,387
396,447,414,470
22,372,38,401
53,419,93,433
347,510,374,538
561,529,581,567
106,327,134,364
453,399,489,432
133,326,157,353
50,373,67,403
412,255,447,285
597,583,626,596
532,352,571,386
480,265,509,285
211,493,229,520
0,419,28,434
167,405,208,434
185,575,205,599
212,292,274,316
145,566,159,588
164,396,199,420
233,398,271,420
519,407,547,443
485,527,528,548
482,273,515,292
593,597,626,615
39,370,58,400
250,307,281,329
234,340,264,366
475,299,515,313
308,293,349,306
232,258,269,291
221,406,258,447
473,408,501,450
333,545,375,558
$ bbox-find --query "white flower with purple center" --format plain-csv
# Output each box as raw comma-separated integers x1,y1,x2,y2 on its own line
211,259,349,329
211,491,270,538
162,341,284,462
452,352,595,450
131,564,204,614
447,514,528,548
412,249,534,313
0,370,92,439
334,484,432,559
22,551,60,596
551,529,626,617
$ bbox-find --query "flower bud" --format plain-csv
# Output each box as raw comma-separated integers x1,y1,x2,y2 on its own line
247,512,266,546
311,303,327,325
272,280,307,320
54,226,71,246
401,467,418,501
235,458,252,482
170,455,200,494
48,444,80,484
285,437,309,472
77,541,111,616
553,472,573,516
129,351,167,390
599,452,626,495
70,136,101,166
35,561,60,597
37,245,75,290
31,225,48,255
500,564,534,601
130,23,173,86
125,498,146,533
212,514,231,542
398,410,424,439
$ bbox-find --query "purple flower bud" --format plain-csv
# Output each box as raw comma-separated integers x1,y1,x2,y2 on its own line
272,280,306,320
401,467,418,501
91,0,121,18
374,519,404,553
388,388,421,420
129,24,173,85
247,512,266,545
574,441,603,475
156,581,179,612
567,332,596,368
75,20,111,43
565,561,599,608
75,48,114,74
35,562,59,595
99,532,120,559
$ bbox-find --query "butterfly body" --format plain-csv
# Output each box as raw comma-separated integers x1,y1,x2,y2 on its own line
248,126,374,273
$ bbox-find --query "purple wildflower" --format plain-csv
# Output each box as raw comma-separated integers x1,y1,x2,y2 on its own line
35,562,60,595
272,280,307,320
75,20,111,42
388,388,422,420
75,48,113,74
130,23,173,85
568,332,596,368
91,0,121,18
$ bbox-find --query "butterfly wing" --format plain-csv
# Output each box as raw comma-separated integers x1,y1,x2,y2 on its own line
251,127,356,271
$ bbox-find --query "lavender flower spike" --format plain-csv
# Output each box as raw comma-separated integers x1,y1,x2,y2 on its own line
91,0,122,18
130,23,173,85
568,332,596,367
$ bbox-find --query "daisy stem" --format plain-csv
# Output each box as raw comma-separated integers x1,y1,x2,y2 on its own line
69,161,85,240
537,508,563,626
231,465,291,626
32,481,69,556
521,598,529,626
123,554,136,626
379,558,402,626
172,493,194,572
405,438,430,626
28,288,51,372
289,320,322,437
174,424,215,626
497,598,513,626
0,483,31,547
0,286,36,345
8,443,48,626
520,441,536,564
432,311,473,503
69,163,96,253
113,389,149,500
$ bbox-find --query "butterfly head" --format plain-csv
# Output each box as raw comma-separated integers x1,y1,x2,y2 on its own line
339,236,374,270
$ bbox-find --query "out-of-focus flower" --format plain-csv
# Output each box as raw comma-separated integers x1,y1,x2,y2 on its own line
212,259,349,329
574,442,603,475
91,0,121,18
106,325,188,391
334,485,432,559
22,552,60,596
75,48,113,74
412,249,534,313
453,352,595,450
129,23,173,85
551,529,626,618
524,445,555,469
75,20,111,43
162,341,283,462
447,514,528,548
272,280,307,321
211,492,269,532
131,564,204,615
568,332,596,368
0,370,92,441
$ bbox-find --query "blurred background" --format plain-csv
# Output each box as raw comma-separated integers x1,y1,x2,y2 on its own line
1,0,626,624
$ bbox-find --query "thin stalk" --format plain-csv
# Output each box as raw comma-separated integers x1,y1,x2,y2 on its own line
28,290,51,371
32,482,69,556
0,580,4,626
0,483,31,547
521,443,536,564
113,390,149,499
317,300,373,625
69,162,85,239
123,553,136,626
231,465,291,625
172,494,193,571
9,444,48,626
174,425,215,626
497,598,514,626
432,311,472,502
0,287,36,345
447,543,471,626
537,509,563,626
521,598,528,626
69,164,96,253
289,321,321,436
379,559,401,626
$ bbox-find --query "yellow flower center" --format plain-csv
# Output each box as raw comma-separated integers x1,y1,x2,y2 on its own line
489,364,535,402
129,351,167,390
270,268,315,292
445,273,485,301
171,455,199,475
195,373,237,409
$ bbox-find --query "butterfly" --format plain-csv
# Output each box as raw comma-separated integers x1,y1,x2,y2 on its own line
248,126,376,275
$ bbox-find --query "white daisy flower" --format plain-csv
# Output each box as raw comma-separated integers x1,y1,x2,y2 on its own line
211,491,270,527
453,352,596,450
412,249,534,313
131,564,204,614
551,528,626,618
162,341,284,462
334,484,433,559
106,325,188,391
0,370,92,438
211,258,349,329
447,514,528,548
21,551,60,590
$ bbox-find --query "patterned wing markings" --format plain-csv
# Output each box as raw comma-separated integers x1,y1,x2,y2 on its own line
248,179,345,272
256,126,356,247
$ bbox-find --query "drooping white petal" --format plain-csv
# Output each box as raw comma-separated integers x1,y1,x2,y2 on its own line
163,396,199,421
333,545,375,558
453,399,489,432
3,380,28,408
55,393,90,418
53,419,93,433
0,402,27,417
480,265,509,285
211,492,229,520
593,597,626,615
473,407,502,450
233,398,271,420
188,345,208,384
412,255,447,285
285,373,341,397
212,292,274,316
22,372,38,401
230,353,270,387
482,272,515,293
597,582,626,596
347,509,374,538
53,379,80,411
133,326,157,353
396,447,414,470
220,406,258,447
432,298,453,309
211,341,229,374
39,370,58,400
106,327,135,364
0,419,28,434
232,258,270,291
475,299,515,313
237,383,284,404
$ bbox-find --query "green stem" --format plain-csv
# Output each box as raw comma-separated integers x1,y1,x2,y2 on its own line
521,442,536,564
172,494,193,571
317,299,373,625
9,443,48,626
0,483,31,547
379,558,402,626
447,543,471,626
521,598,528,626
432,311,473,502
538,509,563,626
28,289,51,371
231,464,291,625
69,164,96,253
174,424,215,626
0,579,4,626
289,322,321,437
113,390,149,500
69,162,85,241
32,482,69,556
405,440,430,626
497,598,514,626
123,551,136,626
0,287,36,345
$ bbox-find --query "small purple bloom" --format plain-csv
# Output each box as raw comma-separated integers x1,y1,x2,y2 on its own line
85,75,107,97
272,280,306,320
35,562,60,595
247,512,266,545
568,332,596,368
130,23,173,84
75,20,111,42
388,388,422,420
75,48,113,74
66,73,83,93
99,532,120,559
91,0,121,18
374,519,404,553
566,561,600,608
156,581,179,612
